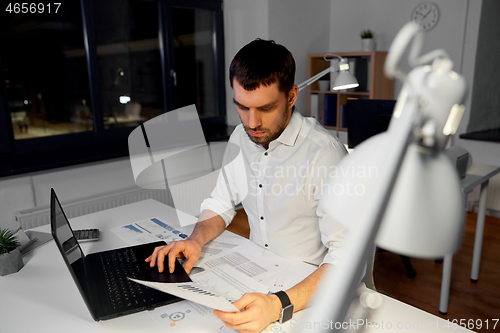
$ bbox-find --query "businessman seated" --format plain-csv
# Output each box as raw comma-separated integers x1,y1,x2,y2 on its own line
147,39,348,333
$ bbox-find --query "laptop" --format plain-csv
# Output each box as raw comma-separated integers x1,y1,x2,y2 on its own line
50,188,192,321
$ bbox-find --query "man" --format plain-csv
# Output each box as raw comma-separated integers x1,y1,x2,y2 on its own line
146,39,348,332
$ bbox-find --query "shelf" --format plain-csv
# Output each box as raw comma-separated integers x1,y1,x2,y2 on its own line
310,91,370,96
306,51,394,136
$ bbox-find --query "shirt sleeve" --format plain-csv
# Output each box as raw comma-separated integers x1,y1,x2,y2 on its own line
309,138,350,267
199,138,248,227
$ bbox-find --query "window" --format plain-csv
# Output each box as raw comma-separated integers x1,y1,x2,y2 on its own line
2,1,92,141
0,0,226,177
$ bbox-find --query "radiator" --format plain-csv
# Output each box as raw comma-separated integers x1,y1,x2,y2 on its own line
14,187,173,230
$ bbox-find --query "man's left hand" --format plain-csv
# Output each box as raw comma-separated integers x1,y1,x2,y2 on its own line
213,293,282,333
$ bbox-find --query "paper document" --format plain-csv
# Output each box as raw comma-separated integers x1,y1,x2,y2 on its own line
111,217,194,245
197,241,291,281
131,263,268,312
199,231,247,260
191,265,268,300
147,300,216,332
130,279,239,312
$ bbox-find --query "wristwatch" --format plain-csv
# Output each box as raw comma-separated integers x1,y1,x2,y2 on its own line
273,291,294,324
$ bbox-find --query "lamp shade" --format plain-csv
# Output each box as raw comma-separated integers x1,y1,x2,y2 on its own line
297,56,359,92
332,58,359,90
375,144,465,258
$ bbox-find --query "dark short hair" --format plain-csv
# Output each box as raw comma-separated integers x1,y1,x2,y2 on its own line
230,39,295,95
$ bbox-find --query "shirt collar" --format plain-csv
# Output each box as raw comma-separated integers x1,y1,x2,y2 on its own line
274,111,303,147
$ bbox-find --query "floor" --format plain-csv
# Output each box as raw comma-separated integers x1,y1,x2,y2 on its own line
227,210,500,333
373,212,500,333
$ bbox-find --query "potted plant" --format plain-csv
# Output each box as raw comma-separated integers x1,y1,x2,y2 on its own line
0,228,24,276
360,30,375,51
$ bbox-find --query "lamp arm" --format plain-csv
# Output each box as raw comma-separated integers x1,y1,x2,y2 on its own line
302,21,466,332
297,67,333,91
303,88,419,332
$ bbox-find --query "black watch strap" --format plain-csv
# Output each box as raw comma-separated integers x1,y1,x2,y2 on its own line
274,291,291,307
273,291,294,323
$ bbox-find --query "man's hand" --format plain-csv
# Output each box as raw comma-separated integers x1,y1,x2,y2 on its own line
145,239,202,274
213,293,282,333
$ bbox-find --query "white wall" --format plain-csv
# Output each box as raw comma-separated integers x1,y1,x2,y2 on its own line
268,0,331,116
0,158,136,231
329,0,469,96
224,0,269,126
223,0,331,124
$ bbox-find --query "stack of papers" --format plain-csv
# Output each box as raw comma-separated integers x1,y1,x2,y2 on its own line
113,217,318,332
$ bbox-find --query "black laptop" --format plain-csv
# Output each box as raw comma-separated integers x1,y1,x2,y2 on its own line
50,188,191,321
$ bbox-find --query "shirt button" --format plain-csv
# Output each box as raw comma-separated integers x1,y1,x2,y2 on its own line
265,244,268,247
259,184,262,188
264,152,268,156
260,216,264,220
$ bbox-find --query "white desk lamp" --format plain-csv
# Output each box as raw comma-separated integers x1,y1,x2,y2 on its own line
303,22,467,332
297,54,359,91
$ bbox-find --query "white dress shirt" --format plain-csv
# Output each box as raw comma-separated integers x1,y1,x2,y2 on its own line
200,111,348,266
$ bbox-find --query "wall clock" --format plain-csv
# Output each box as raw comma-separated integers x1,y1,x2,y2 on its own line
411,2,440,31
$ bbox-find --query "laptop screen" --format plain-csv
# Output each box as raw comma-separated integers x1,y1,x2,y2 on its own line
50,189,91,314
51,190,85,265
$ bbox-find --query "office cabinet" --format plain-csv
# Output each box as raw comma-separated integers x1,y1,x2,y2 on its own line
306,52,394,135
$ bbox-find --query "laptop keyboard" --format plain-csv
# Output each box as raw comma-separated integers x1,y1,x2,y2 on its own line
99,248,154,310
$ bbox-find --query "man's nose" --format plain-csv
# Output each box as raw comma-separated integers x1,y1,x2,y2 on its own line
247,109,262,129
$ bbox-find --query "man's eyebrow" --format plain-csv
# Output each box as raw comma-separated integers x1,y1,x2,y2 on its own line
233,98,247,109
233,98,278,110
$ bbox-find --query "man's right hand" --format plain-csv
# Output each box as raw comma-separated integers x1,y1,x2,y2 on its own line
145,239,202,274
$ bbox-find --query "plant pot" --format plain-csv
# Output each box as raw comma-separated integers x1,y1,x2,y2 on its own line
0,248,24,276
361,38,375,51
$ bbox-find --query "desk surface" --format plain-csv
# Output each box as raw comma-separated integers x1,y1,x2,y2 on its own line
461,163,500,192
0,199,473,332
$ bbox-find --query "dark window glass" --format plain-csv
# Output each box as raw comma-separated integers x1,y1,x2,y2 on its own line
92,0,163,130
1,2,92,140
0,0,226,177
172,7,218,119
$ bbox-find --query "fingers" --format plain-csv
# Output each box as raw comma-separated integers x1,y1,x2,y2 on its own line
168,249,177,274
214,294,255,325
182,256,199,275
146,243,175,272
145,240,200,274
214,293,278,332
232,293,255,311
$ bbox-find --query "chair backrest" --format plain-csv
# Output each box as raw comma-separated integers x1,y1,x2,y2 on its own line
364,245,376,291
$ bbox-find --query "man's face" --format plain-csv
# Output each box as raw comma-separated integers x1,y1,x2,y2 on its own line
233,79,298,149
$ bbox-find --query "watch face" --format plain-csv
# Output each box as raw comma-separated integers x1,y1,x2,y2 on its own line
279,304,294,324
411,2,439,31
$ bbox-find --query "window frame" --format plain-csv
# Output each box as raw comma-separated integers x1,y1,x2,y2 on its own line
0,0,226,178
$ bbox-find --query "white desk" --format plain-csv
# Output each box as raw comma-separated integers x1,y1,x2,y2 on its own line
439,163,500,314
1,199,472,332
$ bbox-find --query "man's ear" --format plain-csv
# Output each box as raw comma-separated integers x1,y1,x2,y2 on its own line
288,85,299,108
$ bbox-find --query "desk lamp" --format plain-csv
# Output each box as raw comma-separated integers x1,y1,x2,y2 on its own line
303,21,466,332
297,54,359,91
128,104,245,226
